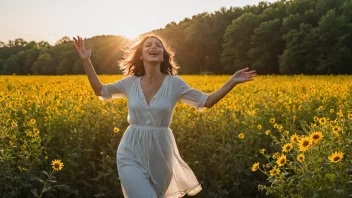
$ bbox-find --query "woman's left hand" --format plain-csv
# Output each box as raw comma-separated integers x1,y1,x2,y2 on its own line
232,67,256,84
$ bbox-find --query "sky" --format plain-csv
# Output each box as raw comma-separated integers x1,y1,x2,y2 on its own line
1,0,277,45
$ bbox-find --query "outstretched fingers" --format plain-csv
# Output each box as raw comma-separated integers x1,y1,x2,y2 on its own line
72,37,79,52
72,36,85,52
80,36,85,47
239,67,249,72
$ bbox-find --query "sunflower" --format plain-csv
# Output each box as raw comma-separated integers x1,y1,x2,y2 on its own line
348,113,352,120
297,154,305,163
238,133,245,139
272,152,280,159
282,143,293,153
298,136,313,152
290,133,299,143
310,131,323,144
328,151,344,163
332,126,341,134
257,125,262,130
330,109,334,113
11,121,17,127
278,125,283,130
270,167,280,176
251,162,259,172
319,118,327,125
339,113,344,118
113,127,120,133
265,130,271,135
51,159,64,171
333,135,341,143
313,116,319,122
270,118,275,124
30,119,36,125
276,154,287,167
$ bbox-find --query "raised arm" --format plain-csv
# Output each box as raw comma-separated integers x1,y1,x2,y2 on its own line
204,67,256,108
73,36,102,96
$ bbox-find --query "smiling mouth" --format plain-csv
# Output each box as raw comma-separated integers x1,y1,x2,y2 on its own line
149,51,158,56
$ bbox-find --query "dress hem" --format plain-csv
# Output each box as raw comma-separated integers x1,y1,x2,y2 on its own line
165,184,202,198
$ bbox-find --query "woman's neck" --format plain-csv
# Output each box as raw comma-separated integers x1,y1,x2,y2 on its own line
142,62,164,82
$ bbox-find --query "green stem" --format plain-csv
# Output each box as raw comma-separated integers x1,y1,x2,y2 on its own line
38,170,54,198
258,167,270,177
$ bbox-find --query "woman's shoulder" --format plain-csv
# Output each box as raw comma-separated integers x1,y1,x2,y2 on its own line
168,74,182,81
120,75,138,82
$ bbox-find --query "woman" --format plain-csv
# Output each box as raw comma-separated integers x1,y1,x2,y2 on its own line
73,35,256,198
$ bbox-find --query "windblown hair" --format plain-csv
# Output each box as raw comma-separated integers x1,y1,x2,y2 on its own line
118,34,179,76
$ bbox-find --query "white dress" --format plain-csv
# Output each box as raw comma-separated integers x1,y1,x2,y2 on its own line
99,75,208,198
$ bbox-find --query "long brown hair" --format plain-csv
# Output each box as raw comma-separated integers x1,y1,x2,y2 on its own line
118,34,179,76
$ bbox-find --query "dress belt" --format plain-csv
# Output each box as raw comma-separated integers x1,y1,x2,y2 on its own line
130,124,170,130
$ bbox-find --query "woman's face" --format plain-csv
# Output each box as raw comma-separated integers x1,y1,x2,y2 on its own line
141,37,164,64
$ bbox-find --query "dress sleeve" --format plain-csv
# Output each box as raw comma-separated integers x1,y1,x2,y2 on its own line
176,75,208,112
98,76,131,101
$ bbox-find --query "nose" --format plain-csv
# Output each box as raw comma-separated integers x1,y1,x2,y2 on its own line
151,43,157,49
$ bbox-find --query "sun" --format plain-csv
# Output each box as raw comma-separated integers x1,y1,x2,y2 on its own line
122,31,141,40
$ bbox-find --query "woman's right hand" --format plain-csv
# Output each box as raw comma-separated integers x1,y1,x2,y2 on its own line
73,36,92,60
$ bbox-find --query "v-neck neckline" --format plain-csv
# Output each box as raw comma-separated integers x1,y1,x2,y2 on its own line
138,75,168,107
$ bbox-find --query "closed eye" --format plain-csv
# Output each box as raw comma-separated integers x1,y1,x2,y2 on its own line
145,42,162,48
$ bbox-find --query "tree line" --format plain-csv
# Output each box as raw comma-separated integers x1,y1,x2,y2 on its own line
1,0,351,75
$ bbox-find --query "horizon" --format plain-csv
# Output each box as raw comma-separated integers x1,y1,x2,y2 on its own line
0,0,277,45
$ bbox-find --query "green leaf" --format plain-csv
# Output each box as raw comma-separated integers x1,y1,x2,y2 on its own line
32,177,45,184
42,170,50,178
42,186,52,193
95,193,105,197
54,184,71,191
31,189,39,197
325,173,336,182
299,120,309,133
312,192,318,198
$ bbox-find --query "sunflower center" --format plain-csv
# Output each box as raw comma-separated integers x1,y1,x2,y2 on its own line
280,159,286,164
333,156,340,161
303,141,309,146
54,164,60,168
313,135,319,139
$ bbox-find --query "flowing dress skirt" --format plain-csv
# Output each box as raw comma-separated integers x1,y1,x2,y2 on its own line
117,124,202,198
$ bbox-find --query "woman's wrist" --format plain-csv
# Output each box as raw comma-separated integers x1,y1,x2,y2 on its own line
230,75,239,85
82,58,91,63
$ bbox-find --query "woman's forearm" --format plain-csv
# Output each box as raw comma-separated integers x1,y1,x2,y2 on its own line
204,76,237,108
82,58,103,96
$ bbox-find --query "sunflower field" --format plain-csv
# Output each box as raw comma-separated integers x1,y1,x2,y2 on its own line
1,75,351,198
